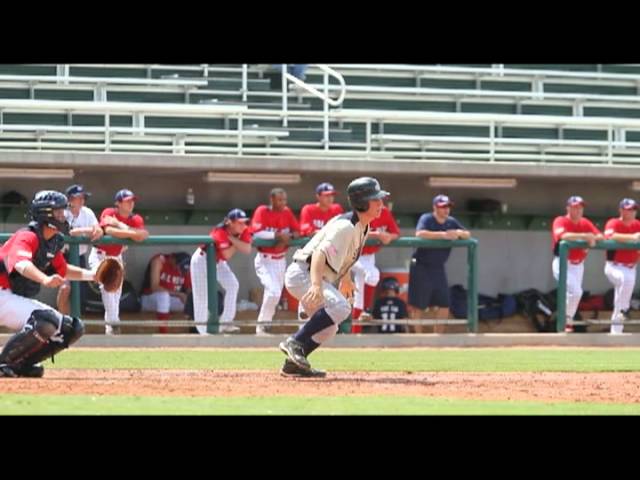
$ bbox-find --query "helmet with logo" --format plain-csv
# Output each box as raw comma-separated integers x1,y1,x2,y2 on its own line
347,177,390,212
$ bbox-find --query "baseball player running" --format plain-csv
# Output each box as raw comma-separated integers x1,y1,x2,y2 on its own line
57,184,103,314
551,196,603,333
140,252,191,334
299,182,344,237
279,177,389,377
90,189,149,334
251,188,300,335
0,191,97,378
351,201,399,332
190,208,252,334
603,198,640,334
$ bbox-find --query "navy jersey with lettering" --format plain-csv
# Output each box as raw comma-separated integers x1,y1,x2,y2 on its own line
372,296,408,333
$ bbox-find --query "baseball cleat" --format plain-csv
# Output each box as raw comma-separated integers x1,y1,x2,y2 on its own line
279,336,311,370
219,325,241,334
280,359,326,378
14,363,44,378
0,364,18,378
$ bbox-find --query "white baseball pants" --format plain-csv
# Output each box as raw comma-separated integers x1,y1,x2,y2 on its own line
88,249,124,334
604,261,637,334
552,257,584,324
190,248,239,335
352,253,380,310
254,253,286,326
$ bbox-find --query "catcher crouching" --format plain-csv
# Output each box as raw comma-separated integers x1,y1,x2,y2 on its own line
0,190,105,378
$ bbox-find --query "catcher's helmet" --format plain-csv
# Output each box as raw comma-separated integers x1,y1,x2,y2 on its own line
380,276,400,293
347,177,390,212
30,190,69,233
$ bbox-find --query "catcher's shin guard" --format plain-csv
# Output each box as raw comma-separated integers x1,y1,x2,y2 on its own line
20,315,84,367
0,309,59,369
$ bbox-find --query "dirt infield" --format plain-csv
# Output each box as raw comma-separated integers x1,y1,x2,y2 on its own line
0,370,639,404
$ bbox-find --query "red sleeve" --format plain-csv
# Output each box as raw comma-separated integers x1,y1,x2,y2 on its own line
250,206,266,232
604,219,617,239
385,210,401,235
3,231,39,273
288,208,300,234
552,216,566,244
332,204,344,215
51,251,67,277
240,227,253,243
299,205,313,236
130,214,145,229
99,208,114,228
184,272,192,290
213,228,231,251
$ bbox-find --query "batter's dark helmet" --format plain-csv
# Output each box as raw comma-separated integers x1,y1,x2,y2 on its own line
30,190,69,233
380,276,400,293
347,177,390,212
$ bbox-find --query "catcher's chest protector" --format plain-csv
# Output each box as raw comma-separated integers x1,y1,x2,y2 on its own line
6,226,65,298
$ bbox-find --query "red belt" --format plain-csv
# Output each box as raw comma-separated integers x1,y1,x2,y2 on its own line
261,253,286,260
569,260,583,265
613,262,636,269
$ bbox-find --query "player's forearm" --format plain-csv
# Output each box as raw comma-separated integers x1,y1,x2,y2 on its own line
610,233,640,242
130,229,149,242
416,230,448,240
14,261,49,284
561,232,597,242
221,246,236,260
252,230,275,240
65,265,95,281
457,230,471,239
228,236,252,254
69,226,95,236
103,226,135,238
309,250,326,287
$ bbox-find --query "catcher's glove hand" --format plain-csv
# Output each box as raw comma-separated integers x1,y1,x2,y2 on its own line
95,257,124,292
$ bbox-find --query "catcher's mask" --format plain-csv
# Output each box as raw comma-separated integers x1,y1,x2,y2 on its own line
30,190,70,234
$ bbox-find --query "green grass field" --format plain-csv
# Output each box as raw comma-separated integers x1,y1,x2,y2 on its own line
2,347,640,415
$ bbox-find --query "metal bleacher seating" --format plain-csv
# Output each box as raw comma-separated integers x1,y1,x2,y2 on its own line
2,63,640,167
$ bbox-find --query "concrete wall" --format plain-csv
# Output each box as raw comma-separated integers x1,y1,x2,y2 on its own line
0,170,637,217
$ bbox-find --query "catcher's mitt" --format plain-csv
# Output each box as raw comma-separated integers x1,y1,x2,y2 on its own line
95,257,124,292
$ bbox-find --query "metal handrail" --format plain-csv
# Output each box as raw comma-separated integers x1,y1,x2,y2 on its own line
279,64,346,149
557,239,640,332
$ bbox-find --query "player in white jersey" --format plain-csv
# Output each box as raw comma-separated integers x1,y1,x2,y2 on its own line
279,177,389,377
190,209,253,334
57,184,103,314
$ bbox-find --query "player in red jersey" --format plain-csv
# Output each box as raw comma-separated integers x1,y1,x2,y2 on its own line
551,195,603,332
90,189,149,334
299,182,344,237
251,188,300,334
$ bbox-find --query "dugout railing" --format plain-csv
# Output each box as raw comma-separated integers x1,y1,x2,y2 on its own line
557,239,640,332
0,234,479,333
